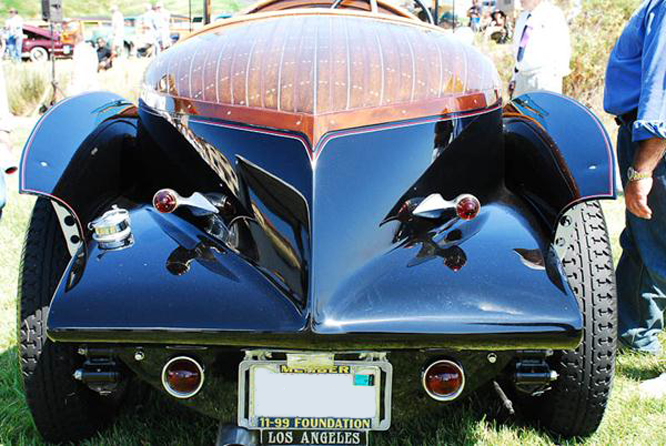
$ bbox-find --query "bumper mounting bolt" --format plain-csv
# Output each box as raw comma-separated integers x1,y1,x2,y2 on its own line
73,369,84,381
134,351,145,361
487,353,497,364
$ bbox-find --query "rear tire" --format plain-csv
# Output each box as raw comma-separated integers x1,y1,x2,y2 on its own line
532,201,616,437
18,198,116,443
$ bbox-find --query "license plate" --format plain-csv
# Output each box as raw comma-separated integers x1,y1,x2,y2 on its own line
260,430,368,445
238,352,392,432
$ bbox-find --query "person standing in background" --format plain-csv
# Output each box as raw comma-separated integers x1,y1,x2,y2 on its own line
142,4,160,56
68,31,99,96
604,0,666,356
468,0,483,32
509,0,571,98
111,5,125,57
5,8,23,62
155,2,171,51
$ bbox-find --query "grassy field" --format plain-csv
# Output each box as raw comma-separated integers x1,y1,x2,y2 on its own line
2,0,248,21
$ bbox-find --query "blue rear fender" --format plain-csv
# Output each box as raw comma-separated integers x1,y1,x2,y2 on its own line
504,91,616,229
19,92,137,243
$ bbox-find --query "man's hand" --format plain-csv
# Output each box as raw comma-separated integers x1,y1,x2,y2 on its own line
626,137,666,219
625,177,654,219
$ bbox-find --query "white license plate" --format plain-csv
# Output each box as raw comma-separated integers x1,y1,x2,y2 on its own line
238,354,392,432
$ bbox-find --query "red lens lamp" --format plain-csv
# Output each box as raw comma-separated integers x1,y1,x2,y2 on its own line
455,194,480,221
153,189,179,213
422,360,465,401
162,357,204,399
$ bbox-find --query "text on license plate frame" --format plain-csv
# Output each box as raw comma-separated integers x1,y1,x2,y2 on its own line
260,429,368,446
238,355,392,432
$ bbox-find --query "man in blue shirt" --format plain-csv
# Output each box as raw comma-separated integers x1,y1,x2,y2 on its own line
604,0,666,355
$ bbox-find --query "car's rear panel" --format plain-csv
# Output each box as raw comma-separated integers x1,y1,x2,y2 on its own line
46,105,582,351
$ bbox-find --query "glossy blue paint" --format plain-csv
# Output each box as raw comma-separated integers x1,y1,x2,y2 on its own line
20,92,132,198
505,91,616,227
45,105,583,350
19,92,138,237
48,206,306,333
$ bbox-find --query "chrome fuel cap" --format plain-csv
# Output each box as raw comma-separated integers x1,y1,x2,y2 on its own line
89,206,133,250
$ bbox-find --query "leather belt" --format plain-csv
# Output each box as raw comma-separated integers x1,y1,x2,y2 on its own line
615,109,638,126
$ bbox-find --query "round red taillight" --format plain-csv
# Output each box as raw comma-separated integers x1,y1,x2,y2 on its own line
153,189,178,213
162,357,204,399
455,195,480,221
422,360,465,401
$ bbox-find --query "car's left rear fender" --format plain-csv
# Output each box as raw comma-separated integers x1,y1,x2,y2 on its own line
20,92,138,246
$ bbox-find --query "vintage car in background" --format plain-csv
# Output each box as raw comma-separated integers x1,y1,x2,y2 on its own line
18,0,617,444
20,24,71,62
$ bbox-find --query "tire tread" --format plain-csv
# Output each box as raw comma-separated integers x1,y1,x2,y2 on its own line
18,198,110,443
538,201,616,437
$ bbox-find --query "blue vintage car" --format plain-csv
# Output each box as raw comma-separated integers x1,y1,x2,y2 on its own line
17,1,617,444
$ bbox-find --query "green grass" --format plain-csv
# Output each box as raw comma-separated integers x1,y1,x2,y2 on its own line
3,63,52,117
0,116,665,445
1,0,246,20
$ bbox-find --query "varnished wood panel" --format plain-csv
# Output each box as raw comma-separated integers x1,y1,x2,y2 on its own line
143,10,501,146
244,0,417,20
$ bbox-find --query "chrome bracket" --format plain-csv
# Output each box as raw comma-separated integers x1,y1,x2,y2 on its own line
412,193,455,219
51,201,82,257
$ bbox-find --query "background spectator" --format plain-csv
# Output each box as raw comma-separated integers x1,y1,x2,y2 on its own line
68,31,99,95
5,8,23,62
141,3,160,56
468,0,482,31
510,0,571,97
96,38,114,71
485,9,510,43
111,5,125,57
155,2,171,51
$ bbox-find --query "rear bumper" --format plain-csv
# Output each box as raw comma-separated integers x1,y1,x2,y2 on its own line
48,327,581,351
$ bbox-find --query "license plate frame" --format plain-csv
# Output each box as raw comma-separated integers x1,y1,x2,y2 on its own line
238,352,392,432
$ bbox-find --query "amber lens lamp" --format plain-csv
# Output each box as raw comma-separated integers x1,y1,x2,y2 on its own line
422,360,465,401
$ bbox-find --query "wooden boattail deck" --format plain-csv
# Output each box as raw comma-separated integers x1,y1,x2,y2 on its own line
142,8,502,146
